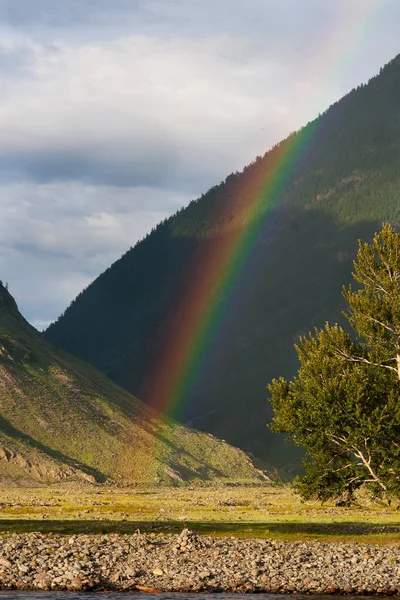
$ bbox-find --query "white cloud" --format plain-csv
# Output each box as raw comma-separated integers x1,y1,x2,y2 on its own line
0,34,302,190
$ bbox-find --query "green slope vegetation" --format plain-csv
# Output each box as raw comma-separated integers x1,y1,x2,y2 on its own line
0,283,266,485
45,55,400,468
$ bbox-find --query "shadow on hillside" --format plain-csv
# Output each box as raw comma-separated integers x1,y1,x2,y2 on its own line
44,206,384,471
0,416,106,482
111,209,381,466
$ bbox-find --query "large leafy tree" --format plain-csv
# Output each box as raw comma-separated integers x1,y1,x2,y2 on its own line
268,224,400,502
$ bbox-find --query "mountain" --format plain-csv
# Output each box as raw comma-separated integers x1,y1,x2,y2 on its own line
0,283,266,485
45,55,400,468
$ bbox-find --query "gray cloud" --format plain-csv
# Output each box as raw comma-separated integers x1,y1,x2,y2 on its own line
0,182,188,328
0,0,142,28
0,144,180,188
2,0,397,44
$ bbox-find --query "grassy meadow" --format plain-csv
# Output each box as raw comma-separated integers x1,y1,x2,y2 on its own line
0,483,399,544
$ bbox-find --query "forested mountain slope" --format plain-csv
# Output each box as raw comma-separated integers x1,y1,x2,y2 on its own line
0,283,265,484
45,55,400,468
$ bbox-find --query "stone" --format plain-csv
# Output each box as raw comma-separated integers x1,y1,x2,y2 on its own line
70,576,84,590
18,565,30,574
0,558,11,568
0,529,398,594
64,570,74,579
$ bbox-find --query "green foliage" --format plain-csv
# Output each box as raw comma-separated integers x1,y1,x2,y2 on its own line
268,225,400,503
344,224,400,369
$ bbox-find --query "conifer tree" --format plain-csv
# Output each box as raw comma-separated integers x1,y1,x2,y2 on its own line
268,224,400,503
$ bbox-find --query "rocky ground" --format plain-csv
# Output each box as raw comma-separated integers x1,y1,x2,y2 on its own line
0,528,399,594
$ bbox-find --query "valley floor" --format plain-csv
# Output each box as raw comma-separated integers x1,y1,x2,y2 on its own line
0,484,399,593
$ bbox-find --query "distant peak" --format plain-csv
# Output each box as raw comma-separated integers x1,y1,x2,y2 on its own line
0,282,18,312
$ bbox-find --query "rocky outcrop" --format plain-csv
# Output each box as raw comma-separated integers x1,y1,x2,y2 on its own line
0,444,96,485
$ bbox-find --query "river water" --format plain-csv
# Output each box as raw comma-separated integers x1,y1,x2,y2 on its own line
0,593,391,600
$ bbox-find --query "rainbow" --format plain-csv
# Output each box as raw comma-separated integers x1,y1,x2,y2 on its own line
145,0,383,428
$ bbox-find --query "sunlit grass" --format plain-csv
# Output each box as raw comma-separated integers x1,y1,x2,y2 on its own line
0,484,399,543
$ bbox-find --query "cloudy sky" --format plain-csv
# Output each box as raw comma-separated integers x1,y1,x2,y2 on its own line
0,0,399,329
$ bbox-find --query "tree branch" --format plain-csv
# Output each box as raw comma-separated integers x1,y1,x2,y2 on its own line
357,271,389,296
333,345,398,374
326,433,388,493
357,312,397,335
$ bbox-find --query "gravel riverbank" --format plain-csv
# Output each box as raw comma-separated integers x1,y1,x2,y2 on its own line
0,529,399,594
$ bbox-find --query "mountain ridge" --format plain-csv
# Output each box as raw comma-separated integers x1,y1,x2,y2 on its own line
45,54,400,466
